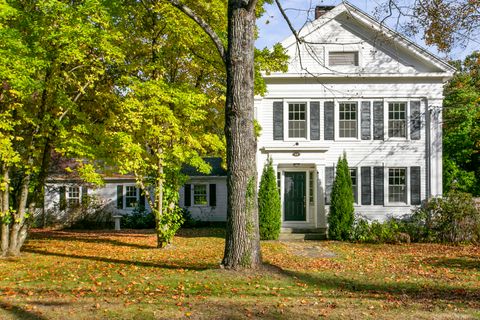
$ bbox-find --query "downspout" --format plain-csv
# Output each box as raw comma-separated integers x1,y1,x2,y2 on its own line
425,99,431,199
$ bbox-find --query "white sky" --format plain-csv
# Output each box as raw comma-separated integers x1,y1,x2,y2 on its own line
255,0,479,61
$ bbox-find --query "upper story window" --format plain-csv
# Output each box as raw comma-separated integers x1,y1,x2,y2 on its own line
288,103,307,138
339,102,357,138
388,102,407,138
193,184,208,205
68,186,80,206
388,168,406,203
125,186,138,208
329,51,359,66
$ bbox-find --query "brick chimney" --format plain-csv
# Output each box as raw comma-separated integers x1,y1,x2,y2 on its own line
315,5,335,19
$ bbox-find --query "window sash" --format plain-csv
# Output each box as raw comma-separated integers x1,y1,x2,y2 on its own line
339,102,357,138
388,102,407,138
388,168,406,203
350,168,358,203
193,184,208,205
68,187,80,205
288,103,307,138
125,186,138,208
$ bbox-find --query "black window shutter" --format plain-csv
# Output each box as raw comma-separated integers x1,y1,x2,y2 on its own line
116,185,123,209
410,166,421,205
59,186,67,210
139,189,146,207
373,167,384,205
184,184,191,207
373,101,384,140
410,101,421,140
273,101,284,140
361,101,371,140
209,184,216,207
310,101,320,140
81,186,88,204
324,101,335,140
325,166,335,204
361,167,371,205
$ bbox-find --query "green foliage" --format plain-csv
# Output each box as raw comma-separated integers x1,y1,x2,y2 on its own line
122,206,156,229
443,52,480,196
258,159,281,240
328,154,355,240
406,188,480,243
351,217,406,244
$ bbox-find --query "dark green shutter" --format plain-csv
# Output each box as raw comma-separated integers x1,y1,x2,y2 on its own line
410,101,421,140
373,167,384,205
116,185,123,209
361,101,371,140
325,166,334,204
310,101,320,140
273,101,283,140
373,101,384,140
361,167,371,205
184,184,191,207
81,186,88,204
410,166,421,205
59,186,67,210
324,101,334,140
209,184,216,207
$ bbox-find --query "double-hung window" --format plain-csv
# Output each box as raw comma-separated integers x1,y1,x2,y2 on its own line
68,186,80,206
350,168,358,203
388,102,407,138
288,103,307,138
388,168,407,203
339,102,357,138
125,186,138,208
193,184,208,205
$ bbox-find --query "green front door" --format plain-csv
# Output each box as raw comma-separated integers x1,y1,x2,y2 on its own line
284,172,306,221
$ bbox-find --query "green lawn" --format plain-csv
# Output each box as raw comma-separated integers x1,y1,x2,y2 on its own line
0,228,479,319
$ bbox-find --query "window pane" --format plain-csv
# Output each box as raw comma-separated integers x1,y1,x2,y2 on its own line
68,187,80,206
388,103,407,138
388,168,406,203
339,102,357,138
125,186,138,208
329,51,359,66
288,103,307,138
193,184,207,205
349,168,358,203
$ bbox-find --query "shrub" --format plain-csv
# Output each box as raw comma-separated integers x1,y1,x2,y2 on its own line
351,216,410,244
328,154,355,240
122,206,156,229
405,189,480,243
65,195,113,229
258,158,281,240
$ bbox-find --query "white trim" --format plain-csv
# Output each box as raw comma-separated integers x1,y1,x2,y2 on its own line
284,100,310,141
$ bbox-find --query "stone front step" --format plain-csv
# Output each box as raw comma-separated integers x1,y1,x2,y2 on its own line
279,227,327,241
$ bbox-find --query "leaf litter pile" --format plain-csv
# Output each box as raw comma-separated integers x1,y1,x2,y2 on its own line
0,228,479,319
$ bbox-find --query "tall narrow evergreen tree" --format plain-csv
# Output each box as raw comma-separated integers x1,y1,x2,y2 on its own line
328,154,355,240
258,159,281,240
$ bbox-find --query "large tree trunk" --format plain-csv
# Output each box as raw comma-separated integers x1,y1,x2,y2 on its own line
221,1,261,269
7,174,30,256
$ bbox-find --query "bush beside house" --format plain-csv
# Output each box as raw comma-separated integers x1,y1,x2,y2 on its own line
328,154,355,240
258,159,281,240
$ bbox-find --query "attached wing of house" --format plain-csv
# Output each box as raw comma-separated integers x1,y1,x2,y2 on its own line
254,2,454,234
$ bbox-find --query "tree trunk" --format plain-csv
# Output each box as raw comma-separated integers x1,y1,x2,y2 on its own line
156,152,165,248
221,1,261,269
8,173,30,257
1,165,9,257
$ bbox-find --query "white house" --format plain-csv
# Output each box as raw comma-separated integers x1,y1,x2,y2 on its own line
44,2,454,235
253,2,454,233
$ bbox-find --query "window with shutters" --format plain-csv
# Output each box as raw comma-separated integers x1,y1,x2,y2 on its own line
125,186,138,208
339,102,358,138
288,103,307,138
193,184,208,206
67,186,80,206
388,168,407,203
388,102,407,138
329,51,359,66
350,168,358,204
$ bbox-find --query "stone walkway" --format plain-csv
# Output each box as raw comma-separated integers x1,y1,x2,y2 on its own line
282,241,337,258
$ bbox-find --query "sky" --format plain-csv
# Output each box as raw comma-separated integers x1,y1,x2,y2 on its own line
255,0,479,61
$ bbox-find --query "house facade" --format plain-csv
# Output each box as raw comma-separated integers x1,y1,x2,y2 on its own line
253,3,454,231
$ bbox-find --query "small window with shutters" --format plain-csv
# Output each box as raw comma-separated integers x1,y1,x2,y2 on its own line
193,184,208,206
329,51,359,66
388,168,407,203
339,102,358,138
288,103,307,138
67,186,80,206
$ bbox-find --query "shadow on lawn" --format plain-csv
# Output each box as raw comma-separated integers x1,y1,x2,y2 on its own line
265,263,480,306
23,249,215,270
422,257,480,271
0,300,49,320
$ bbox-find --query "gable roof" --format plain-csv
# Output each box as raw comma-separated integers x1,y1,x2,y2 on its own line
272,1,455,78
181,157,227,177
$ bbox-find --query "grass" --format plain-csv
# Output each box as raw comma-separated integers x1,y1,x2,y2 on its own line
0,228,479,319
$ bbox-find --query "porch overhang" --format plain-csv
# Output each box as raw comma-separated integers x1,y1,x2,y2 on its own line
260,146,329,154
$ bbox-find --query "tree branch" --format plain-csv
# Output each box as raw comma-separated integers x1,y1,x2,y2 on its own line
165,0,227,64
274,0,303,43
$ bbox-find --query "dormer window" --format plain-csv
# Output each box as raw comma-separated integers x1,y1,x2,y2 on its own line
329,51,359,66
